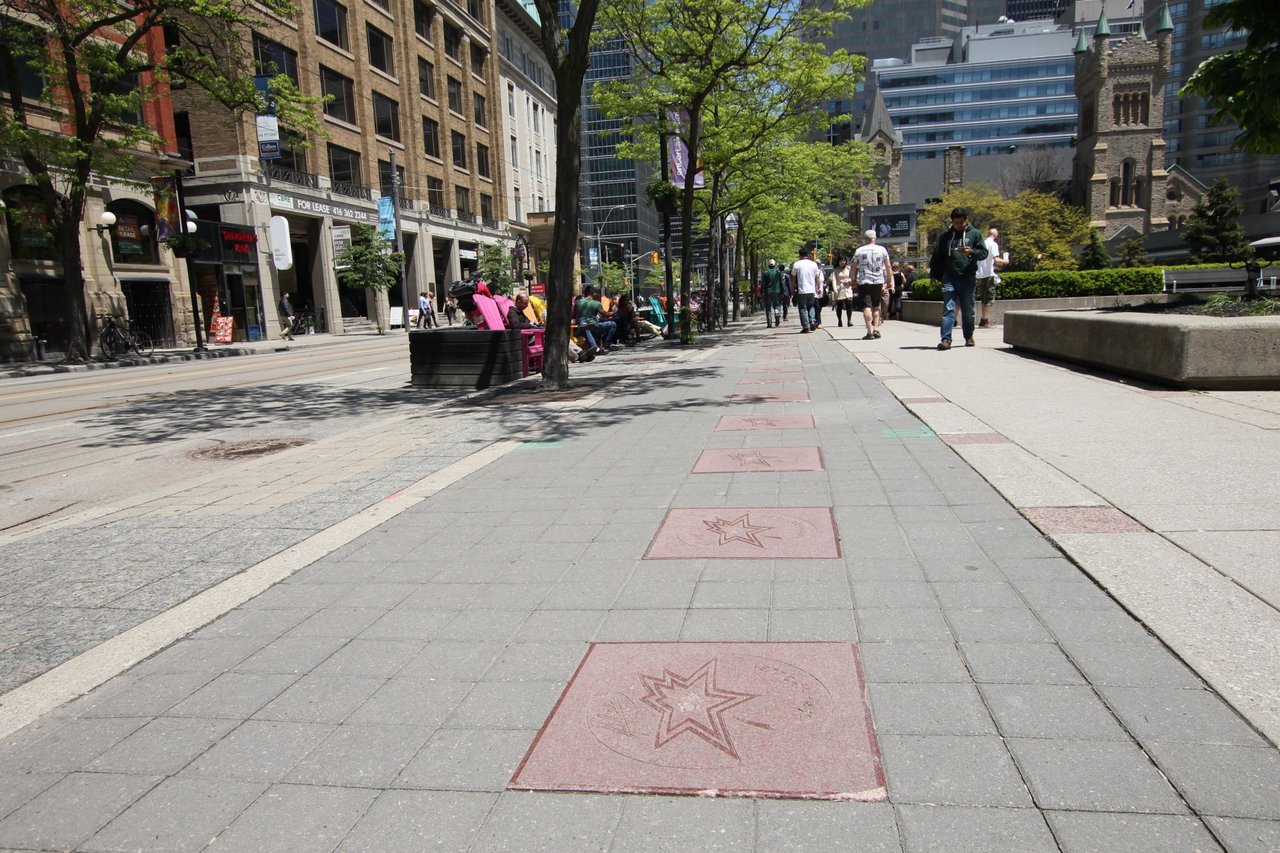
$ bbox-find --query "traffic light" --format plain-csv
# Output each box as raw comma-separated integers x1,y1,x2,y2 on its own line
650,251,659,264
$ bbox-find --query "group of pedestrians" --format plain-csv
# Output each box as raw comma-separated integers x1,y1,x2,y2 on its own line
760,206,1007,351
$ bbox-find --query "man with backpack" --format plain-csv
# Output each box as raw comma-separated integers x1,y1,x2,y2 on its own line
928,207,989,350
761,259,785,328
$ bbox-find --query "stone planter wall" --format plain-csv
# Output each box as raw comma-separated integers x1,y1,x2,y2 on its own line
409,328,524,389
1002,309,1280,390
899,293,1175,326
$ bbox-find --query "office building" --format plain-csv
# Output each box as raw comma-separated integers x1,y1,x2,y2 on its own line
870,19,1077,204
826,0,970,64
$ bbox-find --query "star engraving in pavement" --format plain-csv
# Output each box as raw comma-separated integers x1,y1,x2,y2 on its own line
744,417,780,428
703,513,776,548
728,451,775,468
639,659,758,759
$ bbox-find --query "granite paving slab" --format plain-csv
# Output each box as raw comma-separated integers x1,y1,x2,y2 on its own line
645,508,841,560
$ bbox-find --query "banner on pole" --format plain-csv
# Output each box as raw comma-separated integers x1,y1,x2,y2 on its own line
151,176,181,242
666,109,705,190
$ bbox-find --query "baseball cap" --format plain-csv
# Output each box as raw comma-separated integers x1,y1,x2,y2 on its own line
768,259,777,267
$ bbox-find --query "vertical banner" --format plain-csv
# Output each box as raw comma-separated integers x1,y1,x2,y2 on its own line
377,197,396,250
151,175,181,242
254,75,281,160
332,224,352,270
666,109,705,190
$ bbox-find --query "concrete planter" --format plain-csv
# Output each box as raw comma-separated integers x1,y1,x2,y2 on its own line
899,293,1174,326
1003,309,1280,390
409,328,523,389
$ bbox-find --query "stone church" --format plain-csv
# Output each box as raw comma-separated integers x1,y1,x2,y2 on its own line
1072,3,1202,241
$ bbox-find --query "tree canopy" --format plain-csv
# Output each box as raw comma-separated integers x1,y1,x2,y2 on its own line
1182,177,1251,262
334,225,404,292
1182,0,1280,155
920,185,1091,271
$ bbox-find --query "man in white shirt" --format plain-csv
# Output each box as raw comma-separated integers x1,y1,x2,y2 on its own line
977,227,1008,329
791,246,823,333
853,230,892,340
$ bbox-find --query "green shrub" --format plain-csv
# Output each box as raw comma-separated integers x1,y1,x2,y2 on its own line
909,264,1233,301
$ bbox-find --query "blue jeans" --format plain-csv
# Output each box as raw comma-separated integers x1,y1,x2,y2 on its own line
796,293,817,331
940,277,977,342
764,292,783,325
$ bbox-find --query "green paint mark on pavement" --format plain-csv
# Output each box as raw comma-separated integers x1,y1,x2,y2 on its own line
521,439,563,449
881,427,936,439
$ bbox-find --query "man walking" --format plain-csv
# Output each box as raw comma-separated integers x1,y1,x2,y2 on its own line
853,229,892,340
929,207,988,350
977,227,1008,329
791,246,822,334
278,292,295,341
761,259,785,328
417,291,437,328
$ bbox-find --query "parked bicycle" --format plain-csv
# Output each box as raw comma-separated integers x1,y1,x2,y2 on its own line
98,315,154,360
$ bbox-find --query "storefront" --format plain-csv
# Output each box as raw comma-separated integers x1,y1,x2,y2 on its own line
190,221,265,343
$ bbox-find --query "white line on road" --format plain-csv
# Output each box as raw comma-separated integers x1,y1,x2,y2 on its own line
0,438,521,741
304,367,396,382
0,424,64,441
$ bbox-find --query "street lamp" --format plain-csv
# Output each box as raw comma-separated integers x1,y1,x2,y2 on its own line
159,154,206,352
594,204,626,277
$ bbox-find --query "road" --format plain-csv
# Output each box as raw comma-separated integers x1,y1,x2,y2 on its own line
0,337,411,533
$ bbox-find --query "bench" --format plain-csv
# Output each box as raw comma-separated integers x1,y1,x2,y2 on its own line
409,328,524,389
1162,268,1256,294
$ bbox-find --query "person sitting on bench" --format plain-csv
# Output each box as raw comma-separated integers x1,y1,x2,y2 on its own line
576,285,617,355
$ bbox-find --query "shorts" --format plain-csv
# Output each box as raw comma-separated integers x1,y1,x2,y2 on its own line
978,276,997,305
854,283,881,310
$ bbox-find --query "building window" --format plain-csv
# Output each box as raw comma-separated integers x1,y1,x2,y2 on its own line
470,43,486,75
480,193,493,222
534,150,543,181
417,57,435,98
507,83,515,117
476,143,490,178
367,25,394,75
252,34,298,83
446,75,463,113
451,130,467,168
513,189,522,221
314,0,348,49
413,0,433,39
427,177,445,211
105,200,159,266
373,93,400,140
0,22,46,101
466,0,483,23
443,22,462,60
455,186,471,214
320,67,355,123
1120,159,1136,207
276,128,308,173
422,116,440,158
473,92,487,127
378,159,405,198
509,135,518,172
368,0,388,10
328,143,361,186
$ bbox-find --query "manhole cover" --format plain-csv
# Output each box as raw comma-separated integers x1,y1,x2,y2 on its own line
190,438,314,460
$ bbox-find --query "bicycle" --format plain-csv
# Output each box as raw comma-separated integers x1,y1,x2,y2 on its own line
98,315,154,360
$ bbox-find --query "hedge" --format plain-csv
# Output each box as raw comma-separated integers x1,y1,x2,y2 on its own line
908,265,1233,301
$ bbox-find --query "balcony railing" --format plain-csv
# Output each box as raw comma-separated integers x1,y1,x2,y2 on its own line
482,217,499,229
331,180,373,201
428,203,450,218
262,162,320,189
456,210,476,224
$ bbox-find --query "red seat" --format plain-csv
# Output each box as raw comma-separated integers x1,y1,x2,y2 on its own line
520,327,545,376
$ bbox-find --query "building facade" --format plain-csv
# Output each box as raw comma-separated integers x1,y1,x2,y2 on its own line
0,23,191,361
827,0,971,64
176,0,524,340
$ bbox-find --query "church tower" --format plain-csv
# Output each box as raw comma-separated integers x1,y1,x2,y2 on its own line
859,85,903,210
1072,3,1175,238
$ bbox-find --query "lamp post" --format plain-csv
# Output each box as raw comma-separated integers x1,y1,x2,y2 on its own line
594,204,626,282
160,155,206,352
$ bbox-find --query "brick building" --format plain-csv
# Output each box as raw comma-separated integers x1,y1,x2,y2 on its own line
174,0,538,338
0,23,189,361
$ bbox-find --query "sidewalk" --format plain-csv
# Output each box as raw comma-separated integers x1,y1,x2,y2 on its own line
0,320,1275,851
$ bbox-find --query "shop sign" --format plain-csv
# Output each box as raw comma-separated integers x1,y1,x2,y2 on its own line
114,214,144,256
219,226,258,259
458,248,477,260
332,225,352,270
256,114,281,160
530,282,546,297
269,192,378,225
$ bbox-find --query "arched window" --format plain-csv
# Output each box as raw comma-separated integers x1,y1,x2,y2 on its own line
104,200,159,264
1121,160,1136,207
1109,178,1121,208
1112,94,1122,126
2,185,58,261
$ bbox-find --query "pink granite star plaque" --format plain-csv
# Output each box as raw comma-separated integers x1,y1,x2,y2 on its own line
693,447,823,473
715,415,815,431
509,642,885,800
645,507,840,559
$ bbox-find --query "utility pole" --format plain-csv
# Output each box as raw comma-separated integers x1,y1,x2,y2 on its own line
659,114,675,339
389,149,408,332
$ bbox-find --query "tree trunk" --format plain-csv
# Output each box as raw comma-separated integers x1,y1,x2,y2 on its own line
57,190,90,363
540,71,586,389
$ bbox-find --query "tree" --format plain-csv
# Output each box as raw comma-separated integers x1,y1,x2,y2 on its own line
919,186,1089,271
598,0,864,342
1182,0,1280,155
475,243,514,295
596,262,628,296
1115,237,1149,268
334,225,404,293
1079,230,1112,270
1182,177,1251,262
530,0,603,389
0,0,319,362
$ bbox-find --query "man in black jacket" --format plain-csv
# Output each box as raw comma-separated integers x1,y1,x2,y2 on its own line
928,207,988,350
